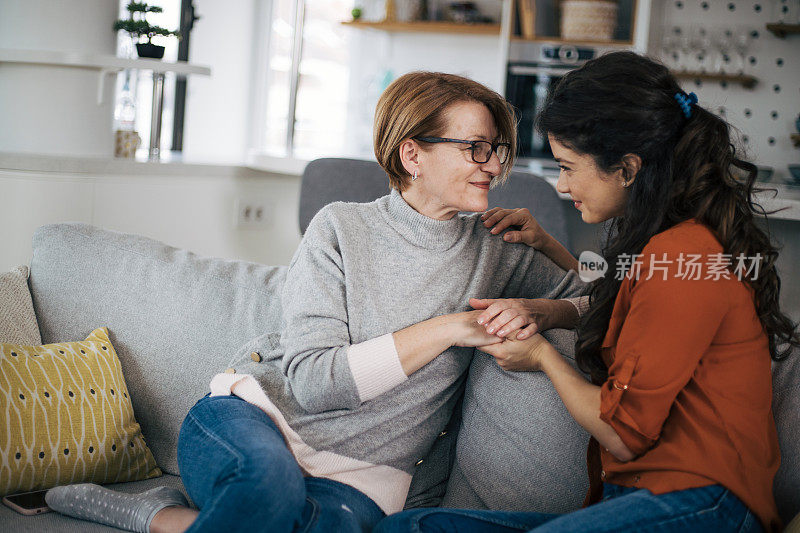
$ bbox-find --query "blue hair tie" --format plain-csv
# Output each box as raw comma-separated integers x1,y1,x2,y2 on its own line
674,91,698,119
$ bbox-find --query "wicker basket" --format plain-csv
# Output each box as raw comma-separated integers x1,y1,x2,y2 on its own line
560,0,618,41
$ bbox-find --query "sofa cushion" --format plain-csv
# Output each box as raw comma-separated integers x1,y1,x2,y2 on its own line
0,328,161,496
446,329,800,524
772,346,800,524
0,266,41,345
0,474,187,532
443,328,589,513
29,224,287,475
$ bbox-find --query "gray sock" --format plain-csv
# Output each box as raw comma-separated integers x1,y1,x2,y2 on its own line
45,483,189,533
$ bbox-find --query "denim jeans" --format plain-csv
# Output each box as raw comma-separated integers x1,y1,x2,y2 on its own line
176,394,385,533
374,481,763,533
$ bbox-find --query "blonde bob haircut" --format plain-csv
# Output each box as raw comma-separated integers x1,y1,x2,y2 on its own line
373,71,517,191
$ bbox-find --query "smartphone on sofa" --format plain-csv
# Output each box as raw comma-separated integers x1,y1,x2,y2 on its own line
2,489,51,515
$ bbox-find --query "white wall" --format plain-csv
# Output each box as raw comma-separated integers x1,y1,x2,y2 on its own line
0,0,117,52
0,167,302,272
181,0,260,163
0,0,118,157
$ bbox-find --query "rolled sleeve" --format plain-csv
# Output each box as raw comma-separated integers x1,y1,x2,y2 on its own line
598,249,731,457
599,351,660,455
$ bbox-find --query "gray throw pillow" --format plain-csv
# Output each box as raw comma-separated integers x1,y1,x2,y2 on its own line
443,328,589,513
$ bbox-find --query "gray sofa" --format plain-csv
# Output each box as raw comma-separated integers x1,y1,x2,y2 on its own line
2,159,798,531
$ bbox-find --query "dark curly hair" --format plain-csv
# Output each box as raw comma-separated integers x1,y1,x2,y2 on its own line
536,51,799,383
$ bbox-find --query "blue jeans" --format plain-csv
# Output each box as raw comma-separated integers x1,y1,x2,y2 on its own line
374,482,763,533
176,394,385,533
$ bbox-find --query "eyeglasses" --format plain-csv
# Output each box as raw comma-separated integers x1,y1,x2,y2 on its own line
414,136,511,165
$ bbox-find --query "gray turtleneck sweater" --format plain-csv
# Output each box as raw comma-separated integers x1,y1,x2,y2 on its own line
209,189,587,514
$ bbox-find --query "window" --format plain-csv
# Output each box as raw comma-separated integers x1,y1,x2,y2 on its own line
263,0,357,159
259,0,507,163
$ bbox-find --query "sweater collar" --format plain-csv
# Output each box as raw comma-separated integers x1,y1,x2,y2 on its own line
378,188,466,250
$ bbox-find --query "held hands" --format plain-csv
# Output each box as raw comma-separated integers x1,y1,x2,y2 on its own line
481,207,550,249
470,297,556,340
478,333,556,372
448,310,504,348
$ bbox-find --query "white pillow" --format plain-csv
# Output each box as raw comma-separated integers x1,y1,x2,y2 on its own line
0,265,42,345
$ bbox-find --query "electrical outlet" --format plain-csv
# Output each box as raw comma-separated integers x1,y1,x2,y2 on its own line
235,198,273,228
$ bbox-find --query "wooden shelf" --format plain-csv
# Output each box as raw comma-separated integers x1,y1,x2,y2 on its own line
0,48,211,76
765,23,800,38
341,20,501,35
791,134,800,148
671,71,757,89
510,0,640,48
511,36,633,47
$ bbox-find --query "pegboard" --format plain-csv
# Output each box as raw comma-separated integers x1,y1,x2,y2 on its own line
652,0,800,184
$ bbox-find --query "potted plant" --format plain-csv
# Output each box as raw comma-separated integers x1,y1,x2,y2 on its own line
114,2,180,59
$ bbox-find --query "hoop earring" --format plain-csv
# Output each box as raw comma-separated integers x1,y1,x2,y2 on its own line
412,170,419,181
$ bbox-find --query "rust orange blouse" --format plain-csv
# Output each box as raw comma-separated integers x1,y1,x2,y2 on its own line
586,219,781,532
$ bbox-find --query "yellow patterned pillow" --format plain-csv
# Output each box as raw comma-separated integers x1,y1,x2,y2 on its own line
0,328,161,495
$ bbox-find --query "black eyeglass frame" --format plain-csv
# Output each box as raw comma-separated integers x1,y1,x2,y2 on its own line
413,136,511,164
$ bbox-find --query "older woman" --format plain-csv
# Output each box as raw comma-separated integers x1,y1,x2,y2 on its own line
44,71,587,533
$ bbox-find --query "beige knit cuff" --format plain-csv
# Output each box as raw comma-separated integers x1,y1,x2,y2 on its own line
564,295,591,318
347,333,407,403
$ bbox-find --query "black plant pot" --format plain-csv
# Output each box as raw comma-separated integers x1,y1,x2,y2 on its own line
136,43,165,59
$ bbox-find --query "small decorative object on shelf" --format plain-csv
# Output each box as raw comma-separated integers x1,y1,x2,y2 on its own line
791,113,800,147
113,73,141,158
560,0,618,41
445,2,492,23
788,165,800,186
395,0,423,22
114,2,181,59
384,0,397,22
660,25,759,78
660,23,761,90
511,0,634,45
351,6,363,20
766,23,800,38
756,166,774,183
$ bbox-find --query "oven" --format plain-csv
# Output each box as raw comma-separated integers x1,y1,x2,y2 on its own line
505,43,609,164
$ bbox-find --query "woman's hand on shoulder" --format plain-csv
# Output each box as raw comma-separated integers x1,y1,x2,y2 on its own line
470,297,556,340
482,207,580,273
478,333,557,372
481,207,549,249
